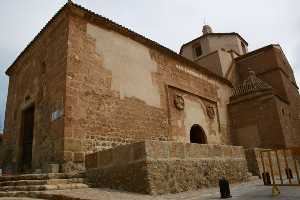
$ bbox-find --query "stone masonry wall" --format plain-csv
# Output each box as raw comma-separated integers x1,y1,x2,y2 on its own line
236,46,300,147
229,92,287,148
86,141,249,194
64,7,233,170
3,12,69,172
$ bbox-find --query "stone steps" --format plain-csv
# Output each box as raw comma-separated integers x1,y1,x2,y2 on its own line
0,172,84,182
0,172,89,193
0,178,85,187
0,191,88,199
0,183,89,191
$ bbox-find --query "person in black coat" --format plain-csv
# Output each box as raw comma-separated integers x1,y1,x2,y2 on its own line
219,177,232,198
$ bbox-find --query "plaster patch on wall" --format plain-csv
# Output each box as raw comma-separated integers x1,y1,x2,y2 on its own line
87,24,161,108
183,98,220,144
183,98,208,143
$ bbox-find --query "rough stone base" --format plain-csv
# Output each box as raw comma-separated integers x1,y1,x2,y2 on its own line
86,141,249,194
87,161,150,194
147,159,248,194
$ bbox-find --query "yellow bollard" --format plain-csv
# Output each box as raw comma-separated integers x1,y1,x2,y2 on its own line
272,186,280,197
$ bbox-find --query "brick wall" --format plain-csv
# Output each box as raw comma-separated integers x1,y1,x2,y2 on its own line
229,92,287,148
235,46,300,147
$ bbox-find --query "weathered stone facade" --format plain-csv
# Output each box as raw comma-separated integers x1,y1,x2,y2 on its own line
1,1,300,181
228,46,300,149
2,9,69,172
86,141,249,194
59,4,232,171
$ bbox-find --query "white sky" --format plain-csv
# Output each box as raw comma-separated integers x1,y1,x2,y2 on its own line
0,0,300,131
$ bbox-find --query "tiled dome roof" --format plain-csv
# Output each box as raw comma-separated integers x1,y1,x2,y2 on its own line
232,69,272,97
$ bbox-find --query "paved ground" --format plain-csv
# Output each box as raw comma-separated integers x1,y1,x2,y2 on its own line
45,180,300,200
199,183,300,200
1,180,300,200
0,198,45,200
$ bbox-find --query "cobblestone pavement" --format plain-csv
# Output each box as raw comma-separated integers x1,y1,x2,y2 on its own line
45,180,300,200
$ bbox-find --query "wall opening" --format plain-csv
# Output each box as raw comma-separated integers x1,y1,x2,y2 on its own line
190,124,207,144
194,44,203,58
19,105,35,173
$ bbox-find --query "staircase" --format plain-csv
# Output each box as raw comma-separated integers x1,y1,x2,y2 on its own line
0,172,89,197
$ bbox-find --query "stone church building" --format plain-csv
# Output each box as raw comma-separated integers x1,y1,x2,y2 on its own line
1,1,300,178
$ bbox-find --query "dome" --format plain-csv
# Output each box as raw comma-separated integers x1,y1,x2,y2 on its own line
232,69,272,97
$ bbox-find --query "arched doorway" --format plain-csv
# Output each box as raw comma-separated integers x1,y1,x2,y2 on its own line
190,124,207,144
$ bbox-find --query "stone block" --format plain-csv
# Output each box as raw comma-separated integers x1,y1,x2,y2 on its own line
132,142,147,161
231,146,245,159
223,145,233,158
145,141,169,159
74,152,85,162
98,149,113,167
169,142,185,159
85,153,97,169
112,144,134,165
185,143,208,159
47,164,60,173
63,151,73,162
34,169,42,174
64,139,82,152
208,145,223,157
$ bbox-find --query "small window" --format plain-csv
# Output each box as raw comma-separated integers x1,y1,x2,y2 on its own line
194,45,202,57
41,61,46,74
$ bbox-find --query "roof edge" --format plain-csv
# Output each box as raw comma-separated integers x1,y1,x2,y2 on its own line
5,2,232,86
5,1,72,76
235,44,280,62
179,32,248,54
69,3,232,86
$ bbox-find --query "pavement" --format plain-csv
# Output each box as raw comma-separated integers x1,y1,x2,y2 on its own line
198,183,300,200
0,179,300,200
0,198,45,200
46,179,300,200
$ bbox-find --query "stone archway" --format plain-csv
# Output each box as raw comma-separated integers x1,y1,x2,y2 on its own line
190,124,207,144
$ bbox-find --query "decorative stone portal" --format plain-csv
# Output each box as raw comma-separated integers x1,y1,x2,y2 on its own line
18,105,35,173
190,124,207,144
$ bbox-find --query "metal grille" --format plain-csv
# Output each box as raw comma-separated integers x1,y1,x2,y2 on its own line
260,147,300,186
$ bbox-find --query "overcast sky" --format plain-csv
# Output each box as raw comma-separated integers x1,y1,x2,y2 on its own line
0,0,300,131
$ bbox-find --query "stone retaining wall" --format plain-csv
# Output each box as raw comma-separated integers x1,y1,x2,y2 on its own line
86,141,249,194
